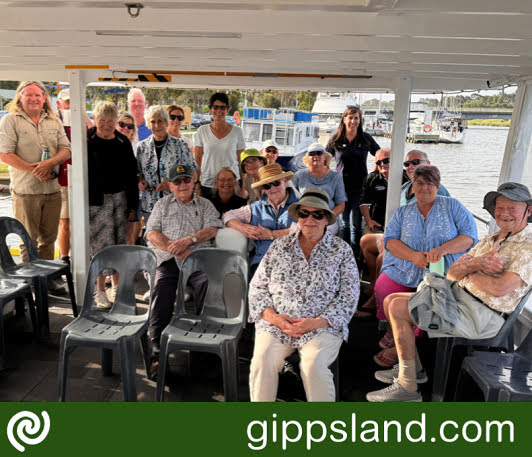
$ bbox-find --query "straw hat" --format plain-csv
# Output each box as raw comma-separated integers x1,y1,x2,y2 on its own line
483,182,532,223
288,187,336,225
251,163,294,189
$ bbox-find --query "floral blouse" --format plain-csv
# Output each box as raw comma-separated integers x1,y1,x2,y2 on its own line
248,228,360,348
459,225,532,313
136,134,198,213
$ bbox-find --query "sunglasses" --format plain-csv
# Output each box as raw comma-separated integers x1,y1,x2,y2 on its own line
265,148,278,154
211,104,227,111
297,209,327,220
173,177,192,185
169,114,185,121
309,151,323,157
403,159,424,167
262,180,281,190
244,157,261,165
376,158,390,166
118,121,134,130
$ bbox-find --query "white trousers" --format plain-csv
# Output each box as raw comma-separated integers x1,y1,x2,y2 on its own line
249,331,343,402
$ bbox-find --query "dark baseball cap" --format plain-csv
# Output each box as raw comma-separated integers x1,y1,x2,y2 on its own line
168,163,193,182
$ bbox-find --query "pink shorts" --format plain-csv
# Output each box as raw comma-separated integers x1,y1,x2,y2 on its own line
374,272,416,321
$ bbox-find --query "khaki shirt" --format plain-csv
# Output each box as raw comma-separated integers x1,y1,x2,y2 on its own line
459,225,532,313
0,110,71,194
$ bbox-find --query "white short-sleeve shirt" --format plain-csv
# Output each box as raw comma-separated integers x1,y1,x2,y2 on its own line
194,125,245,187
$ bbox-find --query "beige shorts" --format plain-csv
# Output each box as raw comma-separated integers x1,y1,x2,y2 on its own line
60,186,69,219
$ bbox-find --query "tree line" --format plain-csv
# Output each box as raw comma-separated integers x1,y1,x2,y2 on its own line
0,81,317,113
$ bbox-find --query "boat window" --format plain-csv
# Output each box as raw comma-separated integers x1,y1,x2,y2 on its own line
306,126,310,136
262,124,273,141
275,126,294,145
243,122,260,143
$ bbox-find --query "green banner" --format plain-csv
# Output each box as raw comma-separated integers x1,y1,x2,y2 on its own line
0,403,529,456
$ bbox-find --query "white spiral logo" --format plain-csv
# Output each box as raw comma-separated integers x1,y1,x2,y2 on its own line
7,411,50,452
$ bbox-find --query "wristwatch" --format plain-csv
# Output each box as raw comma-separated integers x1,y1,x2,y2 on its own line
189,235,198,245
269,231,274,241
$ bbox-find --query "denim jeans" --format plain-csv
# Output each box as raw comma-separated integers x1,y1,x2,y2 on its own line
339,190,362,249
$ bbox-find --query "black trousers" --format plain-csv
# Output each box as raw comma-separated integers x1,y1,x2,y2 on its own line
148,258,208,340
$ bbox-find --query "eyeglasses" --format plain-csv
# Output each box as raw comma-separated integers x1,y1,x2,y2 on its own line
169,114,185,121
297,209,327,220
244,157,260,165
173,177,192,185
308,151,323,157
262,180,281,190
376,158,390,166
217,177,236,183
403,159,424,167
118,121,134,130
211,104,228,111
265,148,278,154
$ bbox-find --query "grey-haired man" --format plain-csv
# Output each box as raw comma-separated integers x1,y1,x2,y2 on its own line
146,163,223,351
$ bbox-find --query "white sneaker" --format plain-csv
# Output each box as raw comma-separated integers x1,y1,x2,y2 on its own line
366,378,422,402
94,290,112,310
109,286,118,303
375,364,428,384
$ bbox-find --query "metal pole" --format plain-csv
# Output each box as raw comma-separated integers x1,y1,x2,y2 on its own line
385,77,411,226
69,70,90,305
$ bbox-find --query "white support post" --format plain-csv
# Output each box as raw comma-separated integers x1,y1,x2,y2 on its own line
489,79,532,232
68,70,90,305
385,77,411,226
498,80,532,185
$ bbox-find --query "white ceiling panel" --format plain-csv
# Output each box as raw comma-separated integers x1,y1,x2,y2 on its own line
0,0,530,91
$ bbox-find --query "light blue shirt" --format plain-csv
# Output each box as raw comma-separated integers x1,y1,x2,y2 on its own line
381,196,478,288
292,170,347,210
137,122,151,141
400,181,450,206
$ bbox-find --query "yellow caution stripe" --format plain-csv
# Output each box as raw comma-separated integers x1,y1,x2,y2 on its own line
99,75,172,82
9,246,60,258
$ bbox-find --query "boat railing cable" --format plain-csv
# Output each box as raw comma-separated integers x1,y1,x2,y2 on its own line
471,212,490,228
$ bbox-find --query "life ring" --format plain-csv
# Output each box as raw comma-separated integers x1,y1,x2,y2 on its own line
423,124,431,133
233,111,241,125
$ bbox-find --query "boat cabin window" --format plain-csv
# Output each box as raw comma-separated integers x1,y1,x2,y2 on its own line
275,126,294,146
262,124,273,141
243,122,260,143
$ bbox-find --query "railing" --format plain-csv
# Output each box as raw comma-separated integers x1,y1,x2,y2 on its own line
471,212,490,229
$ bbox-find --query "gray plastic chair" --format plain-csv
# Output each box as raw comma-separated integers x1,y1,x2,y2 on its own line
454,328,532,401
0,216,77,339
431,288,532,401
58,245,157,402
0,277,36,370
156,248,248,402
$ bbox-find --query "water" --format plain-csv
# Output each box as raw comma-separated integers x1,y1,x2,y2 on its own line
366,126,532,237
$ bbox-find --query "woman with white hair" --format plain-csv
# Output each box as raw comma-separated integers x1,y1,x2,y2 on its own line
292,142,347,235
136,105,198,222
87,101,138,310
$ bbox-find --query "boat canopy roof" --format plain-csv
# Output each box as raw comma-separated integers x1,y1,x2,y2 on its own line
0,0,531,92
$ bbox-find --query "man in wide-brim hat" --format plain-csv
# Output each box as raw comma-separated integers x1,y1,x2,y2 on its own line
367,181,532,402
223,163,298,276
